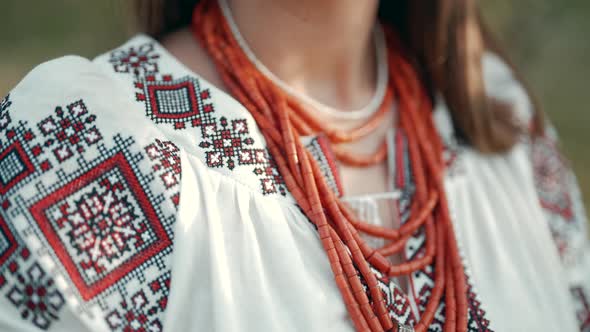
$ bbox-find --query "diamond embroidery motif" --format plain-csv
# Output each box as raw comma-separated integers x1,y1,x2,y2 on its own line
135,76,214,130
0,141,36,195
113,42,287,196
30,152,172,300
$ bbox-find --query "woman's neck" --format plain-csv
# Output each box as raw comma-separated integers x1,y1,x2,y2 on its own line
227,0,380,110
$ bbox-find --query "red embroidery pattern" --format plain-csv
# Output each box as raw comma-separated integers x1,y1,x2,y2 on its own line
0,94,179,331
0,216,17,269
466,282,492,330
0,141,35,195
0,214,65,330
113,42,287,197
110,43,160,77
200,117,252,168
6,262,65,330
145,139,182,207
0,107,51,197
30,152,171,301
373,267,416,326
29,143,174,303
9,132,178,331
135,75,214,130
253,156,285,196
198,116,286,195
37,100,103,164
394,130,493,332
105,272,170,332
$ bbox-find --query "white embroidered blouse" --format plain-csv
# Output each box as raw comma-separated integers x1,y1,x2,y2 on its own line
0,35,588,332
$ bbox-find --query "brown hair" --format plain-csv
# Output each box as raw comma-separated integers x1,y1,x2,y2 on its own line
133,0,542,153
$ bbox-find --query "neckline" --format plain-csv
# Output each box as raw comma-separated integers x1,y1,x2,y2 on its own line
118,34,456,150
218,0,390,121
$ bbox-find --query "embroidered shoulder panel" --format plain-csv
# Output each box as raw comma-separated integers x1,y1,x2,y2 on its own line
99,36,290,199
0,94,67,330
0,88,180,331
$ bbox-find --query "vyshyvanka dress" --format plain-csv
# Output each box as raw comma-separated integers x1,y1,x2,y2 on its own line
0,35,588,332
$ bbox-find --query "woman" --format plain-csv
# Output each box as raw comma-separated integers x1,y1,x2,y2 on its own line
0,0,588,331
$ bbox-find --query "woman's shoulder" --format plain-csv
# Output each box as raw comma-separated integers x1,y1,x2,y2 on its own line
481,51,534,126
7,32,254,148
9,31,216,112
7,36,154,127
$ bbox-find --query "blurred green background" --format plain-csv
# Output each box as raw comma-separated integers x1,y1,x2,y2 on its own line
0,1,588,214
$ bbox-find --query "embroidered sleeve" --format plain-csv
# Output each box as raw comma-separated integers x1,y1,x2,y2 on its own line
0,57,180,331
531,124,590,331
0,89,77,332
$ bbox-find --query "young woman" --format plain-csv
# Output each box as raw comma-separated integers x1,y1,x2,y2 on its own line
0,0,588,331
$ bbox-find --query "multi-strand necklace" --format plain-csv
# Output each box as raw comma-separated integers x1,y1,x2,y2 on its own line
192,1,468,331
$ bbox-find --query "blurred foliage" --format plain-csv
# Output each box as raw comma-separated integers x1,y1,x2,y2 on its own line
0,1,588,212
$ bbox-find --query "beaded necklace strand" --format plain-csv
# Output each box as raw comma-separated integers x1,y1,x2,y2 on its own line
192,1,468,331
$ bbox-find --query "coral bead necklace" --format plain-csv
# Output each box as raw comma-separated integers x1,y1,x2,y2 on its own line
192,0,469,331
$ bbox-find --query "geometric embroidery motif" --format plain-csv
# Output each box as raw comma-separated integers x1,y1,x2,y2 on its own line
0,97,68,329
37,100,103,164
304,135,343,197
199,116,286,195
0,214,65,330
372,267,416,326
29,151,173,300
0,141,35,195
145,139,182,207
467,282,492,331
111,42,287,197
105,272,170,332
0,93,176,331
6,262,65,330
0,215,18,269
252,154,286,196
0,98,56,201
135,76,214,130
394,130,494,332
110,42,160,77
0,94,13,131
199,117,255,169
1,126,178,332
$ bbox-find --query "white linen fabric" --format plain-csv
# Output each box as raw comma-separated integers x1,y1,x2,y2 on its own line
0,34,587,332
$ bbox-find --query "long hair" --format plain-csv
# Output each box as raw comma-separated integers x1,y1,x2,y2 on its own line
133,0,542,153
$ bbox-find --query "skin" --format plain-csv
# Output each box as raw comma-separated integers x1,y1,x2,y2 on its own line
163,0,379,109
162,0,399,230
